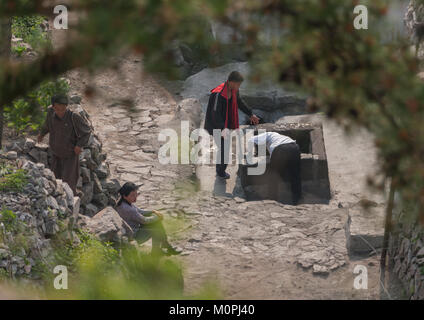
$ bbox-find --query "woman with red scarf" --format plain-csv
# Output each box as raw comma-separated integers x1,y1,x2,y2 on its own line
204,71,260,179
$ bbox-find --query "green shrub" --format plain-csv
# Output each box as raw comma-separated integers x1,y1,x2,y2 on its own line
0,268,8,280
18,229,220,299
0,207,28,238
4,79,69,134
0,208,17,232
12,15,50,51
0,165,28,193
12,45,27,57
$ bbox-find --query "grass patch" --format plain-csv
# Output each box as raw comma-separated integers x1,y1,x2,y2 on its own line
0,162,28,193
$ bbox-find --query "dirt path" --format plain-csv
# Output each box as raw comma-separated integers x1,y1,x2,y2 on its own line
64,54,383,299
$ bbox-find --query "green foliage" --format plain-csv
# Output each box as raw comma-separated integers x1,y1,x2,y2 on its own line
27,229,218,299
12,45,27,57
0,207,31,249
12,15,50,51
0,268,8,280
0,208,19,233
0,207,32,260
4,79,69,134
8,233,30,256
0,162,28,193
0,206,218,299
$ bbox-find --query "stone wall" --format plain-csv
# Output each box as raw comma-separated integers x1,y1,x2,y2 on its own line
0,156,79,277
388,210,424,299
4,103,120,217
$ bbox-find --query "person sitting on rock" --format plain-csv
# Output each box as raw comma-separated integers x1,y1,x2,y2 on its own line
249,131,302,205
37,94,91,194
115,182,181,256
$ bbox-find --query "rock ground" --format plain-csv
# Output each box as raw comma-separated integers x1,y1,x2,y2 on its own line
60,55,387,299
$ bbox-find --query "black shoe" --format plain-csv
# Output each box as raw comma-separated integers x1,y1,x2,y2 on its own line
217,172,230,179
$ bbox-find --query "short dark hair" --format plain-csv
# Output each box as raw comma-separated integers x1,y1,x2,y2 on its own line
118,182,139,197
117,182,140,206
228,71,244,83
51,94,69,106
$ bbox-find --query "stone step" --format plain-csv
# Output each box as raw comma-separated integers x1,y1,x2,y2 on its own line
345,201,386,255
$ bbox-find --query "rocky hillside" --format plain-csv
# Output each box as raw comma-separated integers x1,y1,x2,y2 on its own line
4,103,120,217
0,155,78,277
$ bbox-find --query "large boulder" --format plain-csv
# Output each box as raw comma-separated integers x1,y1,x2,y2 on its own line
181,62,307,125
167,98,203,132
86,207,133,243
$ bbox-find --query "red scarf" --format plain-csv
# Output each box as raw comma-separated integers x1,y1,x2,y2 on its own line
211,81,239,130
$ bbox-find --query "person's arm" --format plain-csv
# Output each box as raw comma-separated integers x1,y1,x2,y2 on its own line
135,207,159,224
237,92,259,125
249,135,259,146
73,113,91,148
253,133,268,145
237,92,253,117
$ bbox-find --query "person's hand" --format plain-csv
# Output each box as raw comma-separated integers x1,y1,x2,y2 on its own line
152,210,163,220
74,146,83,155
37,135,44,144
250,115,260,125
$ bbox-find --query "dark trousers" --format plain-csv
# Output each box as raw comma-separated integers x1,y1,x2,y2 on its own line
269,143,302,203
135,220,169,250
51,153,80,194
214,135,231,176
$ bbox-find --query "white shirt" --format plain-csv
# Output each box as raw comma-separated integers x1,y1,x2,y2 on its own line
249,132,296,157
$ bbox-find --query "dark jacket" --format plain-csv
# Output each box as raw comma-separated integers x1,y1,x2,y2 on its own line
204,88,253,136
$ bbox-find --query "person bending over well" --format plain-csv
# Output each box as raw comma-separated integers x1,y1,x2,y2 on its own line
115,182,180,256
250,131,302,205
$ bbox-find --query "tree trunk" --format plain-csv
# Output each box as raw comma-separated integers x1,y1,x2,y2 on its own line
380,178,395,299
0,18,11,149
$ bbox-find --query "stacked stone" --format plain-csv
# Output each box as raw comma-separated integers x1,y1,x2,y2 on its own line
4,103,120,217
70,104,120,216
0,156,78,277
404,0,424,60
389,221,424,300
